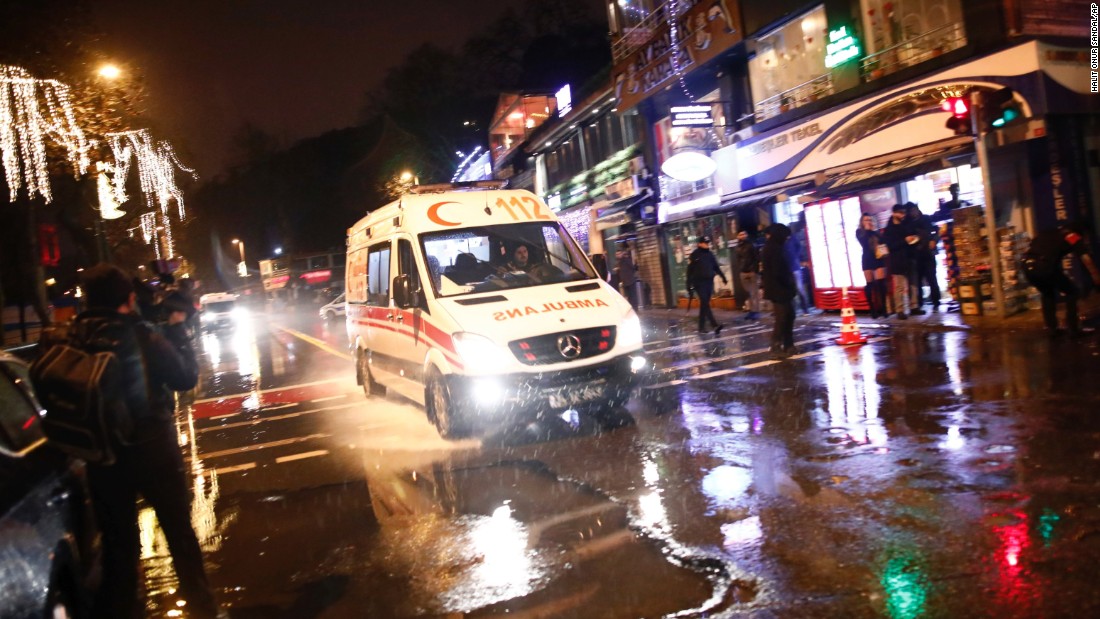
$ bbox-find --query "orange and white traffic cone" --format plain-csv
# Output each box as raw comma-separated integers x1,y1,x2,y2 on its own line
836,287,867,346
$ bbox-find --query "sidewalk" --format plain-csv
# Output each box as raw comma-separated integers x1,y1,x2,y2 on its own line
638,293,1100,334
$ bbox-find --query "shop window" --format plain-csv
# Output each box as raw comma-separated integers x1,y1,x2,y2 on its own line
748,5,831,123
859,0,966,81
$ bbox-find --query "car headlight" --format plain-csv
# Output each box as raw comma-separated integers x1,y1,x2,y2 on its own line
452,332,513,366
618,309,643,350
232,306,250,322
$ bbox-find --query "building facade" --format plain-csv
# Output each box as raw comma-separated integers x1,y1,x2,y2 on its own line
605,0,1098,314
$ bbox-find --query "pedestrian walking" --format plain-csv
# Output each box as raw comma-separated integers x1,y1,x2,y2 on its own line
762,224,797,355
71,264,219,619
686,236,728,334
855,213,889,318
906,202,940,313
617,242,638,308
735,230,761,320
788,215,813,314
1022,223,1100,338
883,204,918,319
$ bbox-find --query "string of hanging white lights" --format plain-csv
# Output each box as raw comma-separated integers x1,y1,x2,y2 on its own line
0,64,92,203
108,129,197,258
1,64,196,262
107,129,196,219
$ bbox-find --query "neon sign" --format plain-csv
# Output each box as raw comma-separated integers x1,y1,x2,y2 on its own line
825,26,860,68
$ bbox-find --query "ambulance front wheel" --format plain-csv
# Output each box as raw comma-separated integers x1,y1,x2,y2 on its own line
426,371,470,439
357,348,386,397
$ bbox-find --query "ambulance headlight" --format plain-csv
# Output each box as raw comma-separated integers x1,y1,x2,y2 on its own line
232,306,250,322
471,378,505,406
452,332,512,365
618,309,643,350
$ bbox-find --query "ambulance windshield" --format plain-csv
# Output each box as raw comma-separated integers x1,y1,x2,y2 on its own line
421,221,597,298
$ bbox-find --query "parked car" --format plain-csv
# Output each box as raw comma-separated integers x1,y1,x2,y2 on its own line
319,293,346,321
0,351,100,618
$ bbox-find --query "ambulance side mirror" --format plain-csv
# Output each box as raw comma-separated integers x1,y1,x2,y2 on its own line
392,274,418,309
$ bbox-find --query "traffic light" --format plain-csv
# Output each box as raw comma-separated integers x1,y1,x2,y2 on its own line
981,87,1024,130
941,97,972,135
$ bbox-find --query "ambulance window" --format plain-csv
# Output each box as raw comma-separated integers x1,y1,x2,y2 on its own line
346,248,368,304
367,243,391,306
397,239,427,309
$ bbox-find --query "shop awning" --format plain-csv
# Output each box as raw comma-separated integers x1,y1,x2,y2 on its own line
595,189,652,220
594,190,653,230
814,141,973,194
720,183,812,210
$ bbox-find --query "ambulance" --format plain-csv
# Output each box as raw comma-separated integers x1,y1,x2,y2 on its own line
345,182,647,438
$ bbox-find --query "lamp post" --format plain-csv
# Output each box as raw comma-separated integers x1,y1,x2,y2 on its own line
232,238,247,279
93,64,127,263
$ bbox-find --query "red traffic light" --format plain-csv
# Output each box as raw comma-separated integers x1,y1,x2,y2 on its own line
942,96,972,135
941,97,969,117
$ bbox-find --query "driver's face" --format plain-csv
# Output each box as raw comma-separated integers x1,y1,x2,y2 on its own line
514,246,528,265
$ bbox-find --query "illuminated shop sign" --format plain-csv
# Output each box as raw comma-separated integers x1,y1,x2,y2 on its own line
825,26,860,68
556,84,572,117
300,270,332,284
670,105,714,127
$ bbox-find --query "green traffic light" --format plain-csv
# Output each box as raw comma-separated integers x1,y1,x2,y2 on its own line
991,107,1020,128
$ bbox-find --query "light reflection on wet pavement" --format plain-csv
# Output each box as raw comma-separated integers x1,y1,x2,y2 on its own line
138,309,1100,617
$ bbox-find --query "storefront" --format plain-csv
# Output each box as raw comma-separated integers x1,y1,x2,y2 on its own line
720,40,1096,316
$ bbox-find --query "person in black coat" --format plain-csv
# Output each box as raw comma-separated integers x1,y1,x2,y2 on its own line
907,202,940,312
762,224,797,355
855,213,888,317
686,236,728,334
72,264,219,619
1023,223,1100,337
882,204,919,319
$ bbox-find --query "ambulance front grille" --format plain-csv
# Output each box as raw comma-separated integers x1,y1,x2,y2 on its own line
508,326,617,365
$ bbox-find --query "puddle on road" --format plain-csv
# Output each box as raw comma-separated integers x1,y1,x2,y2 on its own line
365,459,743,617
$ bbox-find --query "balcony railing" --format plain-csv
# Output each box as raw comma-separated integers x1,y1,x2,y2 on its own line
753,73,835,123
860,22,967,82
659,174,714,202
612,1,671,63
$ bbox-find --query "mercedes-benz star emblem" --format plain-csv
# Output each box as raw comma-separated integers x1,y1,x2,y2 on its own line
557,334,582,359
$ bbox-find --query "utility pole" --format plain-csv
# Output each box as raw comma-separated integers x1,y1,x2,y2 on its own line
970,90,1006,319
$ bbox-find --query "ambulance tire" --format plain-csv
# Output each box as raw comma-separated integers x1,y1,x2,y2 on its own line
426,371,470,439
357,348,386,397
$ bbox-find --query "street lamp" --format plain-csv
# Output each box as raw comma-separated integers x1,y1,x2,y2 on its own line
232,238,248,278
97,64,122,80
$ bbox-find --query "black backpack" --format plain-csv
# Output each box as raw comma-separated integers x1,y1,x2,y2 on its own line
29,321,142,465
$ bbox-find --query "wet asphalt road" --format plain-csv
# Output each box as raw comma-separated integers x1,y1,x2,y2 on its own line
140,305,1100,618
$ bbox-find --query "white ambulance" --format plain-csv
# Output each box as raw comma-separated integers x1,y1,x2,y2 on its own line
345,182,646,438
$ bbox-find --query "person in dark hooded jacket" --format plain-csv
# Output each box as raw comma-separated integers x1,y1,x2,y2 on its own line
762,224,797,355
69,264,219,619
686,236,728,334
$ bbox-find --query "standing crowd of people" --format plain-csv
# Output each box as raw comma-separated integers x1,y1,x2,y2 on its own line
688,223,808,356
856,202,941,319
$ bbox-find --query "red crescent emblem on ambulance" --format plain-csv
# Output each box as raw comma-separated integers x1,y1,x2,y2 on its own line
427,201,461,227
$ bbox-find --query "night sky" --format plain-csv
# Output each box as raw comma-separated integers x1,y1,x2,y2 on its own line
93,0,517,178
